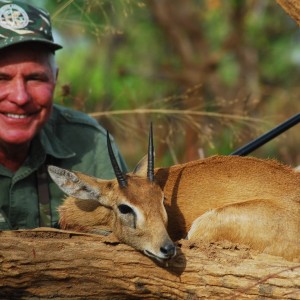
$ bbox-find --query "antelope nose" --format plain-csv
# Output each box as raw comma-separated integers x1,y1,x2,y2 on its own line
160,242,176,259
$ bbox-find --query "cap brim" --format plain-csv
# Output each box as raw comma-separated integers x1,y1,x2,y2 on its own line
0,36,62,51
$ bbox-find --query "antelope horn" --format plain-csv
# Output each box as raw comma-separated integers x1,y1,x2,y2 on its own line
147,122,155,182
107,131,127,188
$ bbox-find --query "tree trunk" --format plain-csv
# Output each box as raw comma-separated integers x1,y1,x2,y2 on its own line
0,229,299,299
276,0,300,26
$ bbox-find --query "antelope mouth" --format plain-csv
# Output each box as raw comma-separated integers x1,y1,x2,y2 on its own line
144,249,176,262
144,250,165,262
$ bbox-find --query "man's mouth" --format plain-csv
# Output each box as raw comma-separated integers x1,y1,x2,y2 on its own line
4,113,29,119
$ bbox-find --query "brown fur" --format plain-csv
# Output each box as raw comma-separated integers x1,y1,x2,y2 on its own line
49,166,173,261
52,155,300,261
155,156,300,261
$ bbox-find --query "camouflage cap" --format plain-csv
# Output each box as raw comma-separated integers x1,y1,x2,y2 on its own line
0,0,62,51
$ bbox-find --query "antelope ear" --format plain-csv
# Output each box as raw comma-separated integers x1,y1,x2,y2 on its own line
48,166,100,200
132,155,148,177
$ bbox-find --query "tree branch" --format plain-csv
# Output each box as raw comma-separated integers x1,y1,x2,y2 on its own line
276,0,300,26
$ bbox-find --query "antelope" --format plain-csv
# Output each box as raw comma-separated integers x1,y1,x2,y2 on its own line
48,126,300,262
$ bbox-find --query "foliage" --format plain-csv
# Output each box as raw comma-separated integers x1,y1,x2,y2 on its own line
25,0,300,168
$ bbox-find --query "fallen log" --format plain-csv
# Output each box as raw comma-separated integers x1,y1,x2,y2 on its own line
0,228,299,299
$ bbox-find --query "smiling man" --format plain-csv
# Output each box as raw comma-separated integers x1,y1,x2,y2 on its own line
0,45,56,171
0,1,126,229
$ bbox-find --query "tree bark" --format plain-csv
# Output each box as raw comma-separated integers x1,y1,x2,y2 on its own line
0,229,299,299
276,0,300,26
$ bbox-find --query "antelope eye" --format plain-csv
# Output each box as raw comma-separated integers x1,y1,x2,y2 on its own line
118,204,134,214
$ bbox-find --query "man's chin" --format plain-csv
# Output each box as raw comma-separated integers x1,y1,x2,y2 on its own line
0,131,37,147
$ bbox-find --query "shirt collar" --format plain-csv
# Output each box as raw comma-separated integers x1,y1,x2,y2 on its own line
40,123,76,159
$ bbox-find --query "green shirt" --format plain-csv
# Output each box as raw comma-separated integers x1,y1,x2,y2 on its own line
0,104,127,230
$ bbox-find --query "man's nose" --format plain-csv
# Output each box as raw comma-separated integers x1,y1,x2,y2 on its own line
9,78,31,105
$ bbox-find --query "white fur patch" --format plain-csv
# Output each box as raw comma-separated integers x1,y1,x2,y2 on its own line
187,209,215,239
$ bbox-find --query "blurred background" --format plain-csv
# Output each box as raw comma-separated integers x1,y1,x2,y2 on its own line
29,0,300,169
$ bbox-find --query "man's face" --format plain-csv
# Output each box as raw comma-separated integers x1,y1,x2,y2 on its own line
0,44,57,146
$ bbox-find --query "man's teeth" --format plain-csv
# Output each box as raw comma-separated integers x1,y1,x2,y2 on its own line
6,113,28,119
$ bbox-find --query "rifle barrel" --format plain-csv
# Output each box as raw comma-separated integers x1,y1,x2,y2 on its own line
230,113,300,156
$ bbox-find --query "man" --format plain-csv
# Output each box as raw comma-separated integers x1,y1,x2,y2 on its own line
0,1,127,229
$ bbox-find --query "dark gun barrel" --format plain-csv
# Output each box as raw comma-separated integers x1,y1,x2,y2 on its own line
230,113,300,156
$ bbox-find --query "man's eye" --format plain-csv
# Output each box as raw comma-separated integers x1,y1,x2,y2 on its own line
27,74,49,82
0,75,10,81
29,76,45,82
